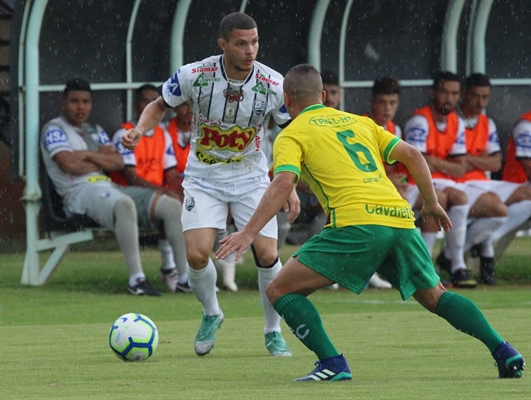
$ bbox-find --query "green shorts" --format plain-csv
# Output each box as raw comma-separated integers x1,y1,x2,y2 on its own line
292,225,440,300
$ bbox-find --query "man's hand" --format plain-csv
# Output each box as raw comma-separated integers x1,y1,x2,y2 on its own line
284,186,301,223
215,229,255,262
421,203,452,233
121,128,143,150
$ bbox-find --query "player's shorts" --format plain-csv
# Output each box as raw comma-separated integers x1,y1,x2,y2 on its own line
462,180,521,203
181,175,278,239
432,178,492,206
293,225,440,300
65,182,156,230
405,184,420,208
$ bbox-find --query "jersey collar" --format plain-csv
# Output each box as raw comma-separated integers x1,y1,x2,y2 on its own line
300,104,326,114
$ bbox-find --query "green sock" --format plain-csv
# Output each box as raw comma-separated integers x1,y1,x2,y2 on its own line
435,291,503,353
274,293,339,360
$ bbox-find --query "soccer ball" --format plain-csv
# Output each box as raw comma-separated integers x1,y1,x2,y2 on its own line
109,313,159,361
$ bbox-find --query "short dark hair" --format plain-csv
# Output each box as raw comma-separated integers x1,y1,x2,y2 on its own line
372,77,401,97
219,12,257,41
284,64,323,100
463,73,491,91
62,78,92,99
320,70,339,86
134,84,159,102
432,71,461,89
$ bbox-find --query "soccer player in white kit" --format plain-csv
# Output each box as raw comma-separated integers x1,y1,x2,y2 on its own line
457,73,531,284
122,12,299,357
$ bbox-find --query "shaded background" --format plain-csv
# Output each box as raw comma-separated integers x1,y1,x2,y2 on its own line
1,0,530,248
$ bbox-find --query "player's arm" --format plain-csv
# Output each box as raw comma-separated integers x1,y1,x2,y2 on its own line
521,159,531,182
215,171,297,261
82,144,125,172
466,151,502,172
423,154,467,178
53,150,102,175
122,96,169,149
390,141,452,232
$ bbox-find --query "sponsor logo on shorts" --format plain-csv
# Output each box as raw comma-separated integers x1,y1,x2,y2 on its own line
308,114,356,128
364,204,415,220
198,123,256,152
185,197,195,211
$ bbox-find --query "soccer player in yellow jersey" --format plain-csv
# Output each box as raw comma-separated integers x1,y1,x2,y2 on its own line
216,64,525,382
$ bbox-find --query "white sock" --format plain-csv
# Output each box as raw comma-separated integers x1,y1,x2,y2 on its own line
257,259,282,334
129,272,146,287
421,231,438,255
158,239,175,270
444,204,469,273
187,259,220,316
464,216,507,252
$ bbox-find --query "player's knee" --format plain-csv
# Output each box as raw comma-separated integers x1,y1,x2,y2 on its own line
113,196,136,219
153,194,182,220
445,188,467,206
186,247,210,270
265,280,283,305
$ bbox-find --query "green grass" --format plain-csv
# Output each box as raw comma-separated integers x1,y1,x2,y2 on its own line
0,239,530,399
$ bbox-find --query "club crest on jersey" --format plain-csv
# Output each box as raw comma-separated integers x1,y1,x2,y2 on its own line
185,197,195,211
223,87,244,102
253,100,266,116
198,123,256,151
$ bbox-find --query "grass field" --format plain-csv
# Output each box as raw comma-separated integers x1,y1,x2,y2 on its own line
0,238,530,399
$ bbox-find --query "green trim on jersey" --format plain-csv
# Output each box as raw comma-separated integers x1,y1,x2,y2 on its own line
384,136,401,164
274,164,300,178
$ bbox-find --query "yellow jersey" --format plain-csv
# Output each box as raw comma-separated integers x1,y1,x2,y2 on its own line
273,104,415,229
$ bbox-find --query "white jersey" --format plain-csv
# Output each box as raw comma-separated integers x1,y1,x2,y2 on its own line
112,121,177,171
161,54,290,182
41,116,114,201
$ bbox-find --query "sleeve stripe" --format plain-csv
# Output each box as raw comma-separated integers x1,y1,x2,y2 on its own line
273,164,300,177
384,137,401,163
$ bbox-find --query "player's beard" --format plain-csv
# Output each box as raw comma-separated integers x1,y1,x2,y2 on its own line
437,103,454,115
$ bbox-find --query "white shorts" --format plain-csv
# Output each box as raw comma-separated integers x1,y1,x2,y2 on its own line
462,180,521,203
405,184,420,208
181,175,278,239
431,178,488,205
